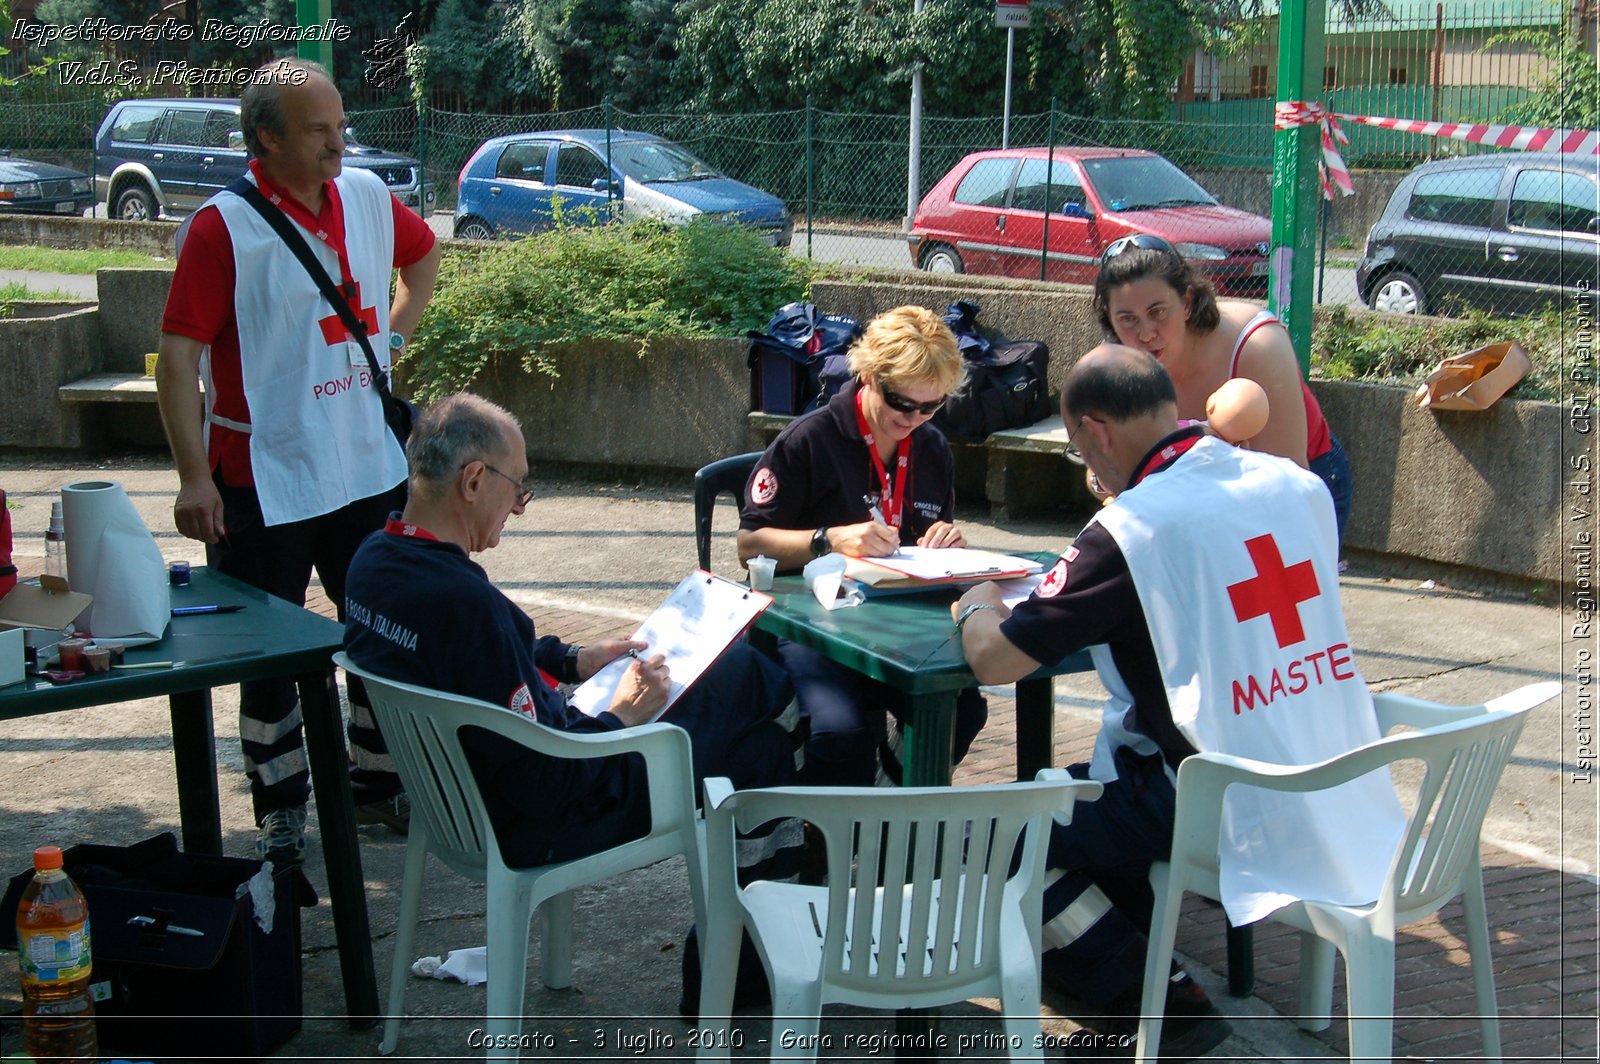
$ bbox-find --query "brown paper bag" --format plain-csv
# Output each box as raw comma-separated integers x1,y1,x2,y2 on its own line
1415,340,1531,411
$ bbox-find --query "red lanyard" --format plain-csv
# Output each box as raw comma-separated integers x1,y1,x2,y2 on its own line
1128,432,1203,489
249,159,360,302
854,389,911,530
385,517,438,541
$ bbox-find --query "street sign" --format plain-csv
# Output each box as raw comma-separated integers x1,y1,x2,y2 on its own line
996,0,1030,29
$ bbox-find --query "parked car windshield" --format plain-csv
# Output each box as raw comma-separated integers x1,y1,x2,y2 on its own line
610,140,719,183
1082,156,1216,212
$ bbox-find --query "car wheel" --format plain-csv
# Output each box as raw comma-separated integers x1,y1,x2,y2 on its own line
1369,271,1426,315
455,217,493,240
921,244,963,274
114,184,156,222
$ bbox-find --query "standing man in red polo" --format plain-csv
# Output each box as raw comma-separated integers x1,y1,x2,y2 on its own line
156,57,441,864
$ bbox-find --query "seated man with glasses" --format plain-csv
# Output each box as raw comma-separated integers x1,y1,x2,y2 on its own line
343,393,801,875
736,304,987,787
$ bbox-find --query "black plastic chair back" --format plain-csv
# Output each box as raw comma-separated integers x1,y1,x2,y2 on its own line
694,452,762,571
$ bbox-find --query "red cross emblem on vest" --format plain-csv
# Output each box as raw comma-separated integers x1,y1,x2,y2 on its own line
1226,533,1320,648
317,281,379,347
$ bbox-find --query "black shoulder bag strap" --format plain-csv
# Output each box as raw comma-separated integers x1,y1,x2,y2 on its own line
224,176,402,412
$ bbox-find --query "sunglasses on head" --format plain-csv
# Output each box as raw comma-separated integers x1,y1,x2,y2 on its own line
1100,233,1177,265
879,383,946,417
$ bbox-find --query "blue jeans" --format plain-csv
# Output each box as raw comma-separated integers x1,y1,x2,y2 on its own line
1310,430,1353,548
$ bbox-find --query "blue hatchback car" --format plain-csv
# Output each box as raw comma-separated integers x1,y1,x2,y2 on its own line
453,129,792,246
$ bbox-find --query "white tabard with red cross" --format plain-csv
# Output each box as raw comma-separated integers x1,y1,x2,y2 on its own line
1097,435,1403,924
206,167,406,526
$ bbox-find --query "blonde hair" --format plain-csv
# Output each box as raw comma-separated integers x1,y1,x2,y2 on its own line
846,305,965,396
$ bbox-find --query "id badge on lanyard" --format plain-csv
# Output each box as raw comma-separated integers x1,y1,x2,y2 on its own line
854,389,911,530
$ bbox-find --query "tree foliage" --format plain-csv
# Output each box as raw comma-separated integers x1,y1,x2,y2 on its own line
1487,13,1600,132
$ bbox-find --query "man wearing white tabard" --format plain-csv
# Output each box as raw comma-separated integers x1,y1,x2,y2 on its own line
156,58,441,864
953,345,1401,1059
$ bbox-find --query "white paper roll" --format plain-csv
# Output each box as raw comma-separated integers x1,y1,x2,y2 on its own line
60,480,169,643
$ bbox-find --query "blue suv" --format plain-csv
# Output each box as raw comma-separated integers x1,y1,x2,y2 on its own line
454,129,791,245
94,97,434,221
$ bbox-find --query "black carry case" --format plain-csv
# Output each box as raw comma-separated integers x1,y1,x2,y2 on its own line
0,833,315,1063
934,300,1052,440
935,338,1053,441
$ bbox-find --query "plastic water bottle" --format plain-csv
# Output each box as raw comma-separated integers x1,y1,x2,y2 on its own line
44,501,66,582
16,845,97,1064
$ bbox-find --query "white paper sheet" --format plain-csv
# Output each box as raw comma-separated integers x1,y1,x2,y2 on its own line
848,546,1042,584
994,573,1045,608
570,572,770,720
60,480,169,644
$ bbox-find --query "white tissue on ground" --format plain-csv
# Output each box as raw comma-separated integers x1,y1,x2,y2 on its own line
412,945,488,985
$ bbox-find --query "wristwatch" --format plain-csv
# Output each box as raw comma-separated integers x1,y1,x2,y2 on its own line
561,644,583,684
388,331,407,353
955,602,996,630
809,526,831,558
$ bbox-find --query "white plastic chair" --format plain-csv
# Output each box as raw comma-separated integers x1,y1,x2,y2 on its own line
335,653,708,1060
696,768,1103,1061
1136,681,1559,1064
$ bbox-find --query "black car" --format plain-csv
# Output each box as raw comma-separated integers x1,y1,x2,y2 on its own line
1357,153,1599,316
0,153,94,216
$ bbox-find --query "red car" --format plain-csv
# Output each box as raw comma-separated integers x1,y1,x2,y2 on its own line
908,147,1272,294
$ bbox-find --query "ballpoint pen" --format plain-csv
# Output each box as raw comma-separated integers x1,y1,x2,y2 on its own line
171,604,245,616
863,494,886,525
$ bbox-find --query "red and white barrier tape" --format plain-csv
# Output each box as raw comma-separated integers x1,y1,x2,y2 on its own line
1275,101,1599,200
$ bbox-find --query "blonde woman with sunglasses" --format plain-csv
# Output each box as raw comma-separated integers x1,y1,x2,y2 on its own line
1093,235,1353,544
736,305,986,787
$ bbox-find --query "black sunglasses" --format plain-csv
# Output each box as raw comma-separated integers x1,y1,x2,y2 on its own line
880,383,946,417
1100,233,1177,265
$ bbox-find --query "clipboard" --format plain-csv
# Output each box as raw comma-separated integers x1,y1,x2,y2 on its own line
569,571,771,722
843,546,1042,594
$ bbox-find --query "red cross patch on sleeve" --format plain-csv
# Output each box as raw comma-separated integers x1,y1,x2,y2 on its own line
1036,557,1071,598
751,466,779,506
508,683,535,718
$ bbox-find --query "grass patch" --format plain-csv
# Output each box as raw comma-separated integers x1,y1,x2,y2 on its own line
1312,303,1575,403
0,245,168,274
0,281,86,303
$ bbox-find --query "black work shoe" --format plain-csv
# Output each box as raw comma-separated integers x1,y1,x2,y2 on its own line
1055,969,1233,1061
355,792,411,835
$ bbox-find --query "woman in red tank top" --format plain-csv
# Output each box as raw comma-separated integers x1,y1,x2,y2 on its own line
1091,235,1352,544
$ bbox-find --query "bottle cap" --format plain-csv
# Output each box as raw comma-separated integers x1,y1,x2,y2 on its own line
47,500,64,540
33,845,63,871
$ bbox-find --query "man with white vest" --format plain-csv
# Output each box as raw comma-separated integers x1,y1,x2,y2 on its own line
156,58,442,864
953,345,1401,1059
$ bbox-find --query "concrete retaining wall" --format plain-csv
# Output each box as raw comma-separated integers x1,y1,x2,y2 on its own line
1,267,1562,582
0,267,172,449
470,338,752,472
0,215,175,255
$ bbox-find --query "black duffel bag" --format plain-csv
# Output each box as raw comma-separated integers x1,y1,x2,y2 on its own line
934,339,1052,441
934,301,1051,440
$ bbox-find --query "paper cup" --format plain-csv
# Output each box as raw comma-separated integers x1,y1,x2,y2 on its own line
748,555,776,591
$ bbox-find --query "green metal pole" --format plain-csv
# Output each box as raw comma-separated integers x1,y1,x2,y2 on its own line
805,97,815,260
1268,0,1326,376
295,0,334,74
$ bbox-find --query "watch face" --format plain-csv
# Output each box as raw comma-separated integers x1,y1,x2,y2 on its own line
388,332,406,351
